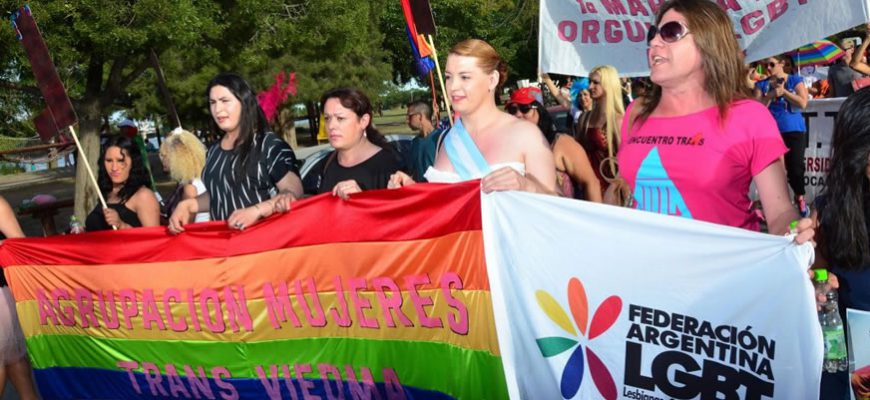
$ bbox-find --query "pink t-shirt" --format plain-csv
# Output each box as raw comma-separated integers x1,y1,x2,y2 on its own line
618,100,787,231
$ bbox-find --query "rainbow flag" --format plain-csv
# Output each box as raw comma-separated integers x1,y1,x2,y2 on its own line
400,0,436,76
0,182,507,399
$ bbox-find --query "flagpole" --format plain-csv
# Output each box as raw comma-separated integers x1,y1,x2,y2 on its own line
426,34,453,127
428,71,437,109
537,5,543,84
68,125,115,230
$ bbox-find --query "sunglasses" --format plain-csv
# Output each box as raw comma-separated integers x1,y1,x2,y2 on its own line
506,104,535,114
647,20,691,44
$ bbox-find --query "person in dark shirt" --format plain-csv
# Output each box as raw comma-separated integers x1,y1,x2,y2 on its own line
85,135,160,231
168,73,303,233
406,100,444,182
305,88,401,199
829,38,864,98
814,87,870,400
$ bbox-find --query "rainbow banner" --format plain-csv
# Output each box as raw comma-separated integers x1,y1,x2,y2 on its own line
0,181,507,399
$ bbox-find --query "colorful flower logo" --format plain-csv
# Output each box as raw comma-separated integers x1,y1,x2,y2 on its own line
535,277,622,399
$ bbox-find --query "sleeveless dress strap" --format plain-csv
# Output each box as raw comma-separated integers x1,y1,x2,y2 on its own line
443,118,491,180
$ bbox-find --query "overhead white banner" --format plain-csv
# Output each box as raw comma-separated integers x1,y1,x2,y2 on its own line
482,191,821,399
747,97,843,205
803,97,842,203
540,0,870,77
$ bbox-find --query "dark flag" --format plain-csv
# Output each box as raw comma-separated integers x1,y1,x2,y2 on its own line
12,5,78,136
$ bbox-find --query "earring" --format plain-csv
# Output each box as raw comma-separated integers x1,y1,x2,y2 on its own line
363,131,367,137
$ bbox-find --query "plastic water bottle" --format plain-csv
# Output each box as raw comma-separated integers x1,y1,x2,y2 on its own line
69,216,85,234
814,269,848,372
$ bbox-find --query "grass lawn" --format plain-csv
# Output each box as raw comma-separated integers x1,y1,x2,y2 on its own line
374,107,414,136
295,107,414,149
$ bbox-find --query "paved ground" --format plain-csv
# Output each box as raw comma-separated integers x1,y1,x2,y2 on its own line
1,154,176,238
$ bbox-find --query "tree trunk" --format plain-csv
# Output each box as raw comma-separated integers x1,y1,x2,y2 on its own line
73,100,102,222
279,108,298,149
306,101,319,143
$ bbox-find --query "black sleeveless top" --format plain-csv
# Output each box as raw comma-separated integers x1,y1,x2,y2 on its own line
85,203,143,232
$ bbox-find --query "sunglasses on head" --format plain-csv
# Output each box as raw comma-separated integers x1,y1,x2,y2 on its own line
647,20,690,44
506,104,535,114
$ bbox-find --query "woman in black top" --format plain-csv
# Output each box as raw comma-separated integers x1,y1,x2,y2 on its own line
85,135,160,231
169,73,303,233
306,88,401,199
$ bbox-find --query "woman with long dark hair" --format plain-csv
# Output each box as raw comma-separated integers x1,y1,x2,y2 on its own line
305,88,401,199
159,129,209,223
813,87,870,399
85,135,160,231
168,73,303,233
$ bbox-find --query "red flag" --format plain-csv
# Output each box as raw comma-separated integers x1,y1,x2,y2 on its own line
12,6,78,131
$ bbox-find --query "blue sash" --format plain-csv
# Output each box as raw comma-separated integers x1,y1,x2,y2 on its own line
443,118,491,180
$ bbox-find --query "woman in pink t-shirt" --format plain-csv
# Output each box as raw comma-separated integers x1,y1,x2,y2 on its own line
615,0,812,241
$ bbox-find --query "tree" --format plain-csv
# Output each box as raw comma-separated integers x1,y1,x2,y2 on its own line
380,0,539,90
125,0,392,145
2,0,393,220
1,0,221,219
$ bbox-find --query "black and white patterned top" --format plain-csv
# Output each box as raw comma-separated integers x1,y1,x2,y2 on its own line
202,132,298,221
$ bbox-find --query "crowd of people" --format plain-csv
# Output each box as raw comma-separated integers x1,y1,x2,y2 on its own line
1,0,870,398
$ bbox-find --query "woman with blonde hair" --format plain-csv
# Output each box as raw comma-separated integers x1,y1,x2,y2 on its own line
575,65,624,198
159,129,209,223
388,38,556,194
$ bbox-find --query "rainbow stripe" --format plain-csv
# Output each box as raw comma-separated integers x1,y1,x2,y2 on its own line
789,39,845,67
0,182,507,399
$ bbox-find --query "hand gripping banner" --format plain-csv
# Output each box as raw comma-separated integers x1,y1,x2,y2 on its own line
0,182,506,400
0,182,825,399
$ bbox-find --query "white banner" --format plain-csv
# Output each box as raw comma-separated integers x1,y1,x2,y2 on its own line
746,97,842,205
540,0,870,77
803,97,842,203
848,308,870,400
483,192,821,399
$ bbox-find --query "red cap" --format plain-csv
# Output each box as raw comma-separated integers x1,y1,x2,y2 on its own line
509,87,543,105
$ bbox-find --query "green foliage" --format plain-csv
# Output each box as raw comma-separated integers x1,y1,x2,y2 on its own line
0,161,24,175
379,82,431,109
123,0,392,128
381,0,539,87
1,0,222,125
0,0,538,140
